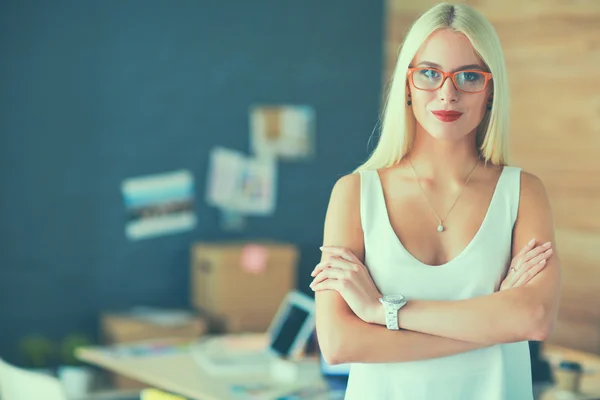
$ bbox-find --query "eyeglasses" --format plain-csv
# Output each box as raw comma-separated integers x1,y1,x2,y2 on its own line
407,67,493,93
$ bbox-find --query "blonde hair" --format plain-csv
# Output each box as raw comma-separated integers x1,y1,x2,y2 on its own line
355,2,510,172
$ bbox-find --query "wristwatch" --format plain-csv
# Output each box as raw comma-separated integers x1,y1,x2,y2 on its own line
379,294,407,330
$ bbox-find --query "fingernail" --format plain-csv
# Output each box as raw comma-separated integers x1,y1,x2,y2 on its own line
540,259,546,264
319,246,324,251
529,239,535,245
546,248,553,254
544,242,552,247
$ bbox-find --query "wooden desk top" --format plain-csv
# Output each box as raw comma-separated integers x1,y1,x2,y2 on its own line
76,337,326,400
77,338,600,400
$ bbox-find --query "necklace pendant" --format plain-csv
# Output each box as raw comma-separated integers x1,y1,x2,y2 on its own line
437,224,444,232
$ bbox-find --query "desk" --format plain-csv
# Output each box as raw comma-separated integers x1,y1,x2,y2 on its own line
542,345,600,398
78,339,600,400
76,337,327,400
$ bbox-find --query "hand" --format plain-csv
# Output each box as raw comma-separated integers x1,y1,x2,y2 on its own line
310,246,382,324
500,238,553,291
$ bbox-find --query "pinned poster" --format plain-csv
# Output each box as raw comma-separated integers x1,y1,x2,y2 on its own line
121,170,196,240
205,147,246,210
250,105,316,161
206,147,277,216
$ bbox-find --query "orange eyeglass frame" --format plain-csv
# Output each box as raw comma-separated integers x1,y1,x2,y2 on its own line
407,67,493,93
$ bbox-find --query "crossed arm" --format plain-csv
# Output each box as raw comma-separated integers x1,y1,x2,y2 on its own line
315,171,561,365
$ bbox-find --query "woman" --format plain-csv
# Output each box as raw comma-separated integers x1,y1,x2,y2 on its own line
310,3,561,400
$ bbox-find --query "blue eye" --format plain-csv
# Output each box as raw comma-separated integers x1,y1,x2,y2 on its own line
418,69,440,80
460,72,482,82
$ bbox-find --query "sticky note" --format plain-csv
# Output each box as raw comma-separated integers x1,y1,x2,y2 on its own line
241,244,269,274
140,388,187,400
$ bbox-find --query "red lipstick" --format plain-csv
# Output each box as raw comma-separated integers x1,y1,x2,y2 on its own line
432,110,462,122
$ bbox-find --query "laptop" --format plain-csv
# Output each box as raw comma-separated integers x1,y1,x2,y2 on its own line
191,290,316,375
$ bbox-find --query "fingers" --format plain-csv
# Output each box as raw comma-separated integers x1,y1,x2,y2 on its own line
310,267,350,287
311,278,343,292
311,246,361,278
521,247,553,271
522,241,552,264
510,241,552,275
320,246,358,263
503,244,554,290
311,255,357,277
513,259,547,287
501,268,520,290
516,238,537,257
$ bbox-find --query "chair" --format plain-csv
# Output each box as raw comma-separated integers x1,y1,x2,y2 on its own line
0,358,67,400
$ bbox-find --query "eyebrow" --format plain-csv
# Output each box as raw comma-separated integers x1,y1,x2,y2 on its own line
416,61,485,72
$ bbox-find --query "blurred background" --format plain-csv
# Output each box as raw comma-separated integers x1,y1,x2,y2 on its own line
0,1,598,399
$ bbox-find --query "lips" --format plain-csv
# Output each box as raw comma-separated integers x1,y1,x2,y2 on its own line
432,110,462,122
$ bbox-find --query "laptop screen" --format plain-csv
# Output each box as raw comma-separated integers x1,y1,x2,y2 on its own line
269,304,310,357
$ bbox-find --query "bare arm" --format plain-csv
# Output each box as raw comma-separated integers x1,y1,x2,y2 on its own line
316,173,490,365
390,171,562,345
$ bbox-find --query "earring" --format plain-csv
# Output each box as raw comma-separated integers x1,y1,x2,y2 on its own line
486,96,493,111
407,93,412,106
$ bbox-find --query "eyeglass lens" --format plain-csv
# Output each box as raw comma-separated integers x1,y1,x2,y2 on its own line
412,69,486,92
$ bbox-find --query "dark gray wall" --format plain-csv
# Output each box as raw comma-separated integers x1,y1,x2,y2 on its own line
0,0,383,365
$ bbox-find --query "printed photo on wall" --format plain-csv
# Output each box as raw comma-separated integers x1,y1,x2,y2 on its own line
249,105,316,161
206,147,277,216
121,170,196,240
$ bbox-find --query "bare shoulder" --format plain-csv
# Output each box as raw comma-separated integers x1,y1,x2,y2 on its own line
315,173,364,344
519,170,550,202
330,172,361,199
517,169,553,221
323,172,364,261
513,168,556,257
316,172,364,324
513,169,561,315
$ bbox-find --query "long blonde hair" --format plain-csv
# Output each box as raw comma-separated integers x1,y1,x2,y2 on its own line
355,3,510,172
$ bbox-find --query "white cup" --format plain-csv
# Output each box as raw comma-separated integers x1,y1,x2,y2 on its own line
58,366,94,399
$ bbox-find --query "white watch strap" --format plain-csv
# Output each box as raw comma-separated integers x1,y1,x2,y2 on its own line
384,304,400,330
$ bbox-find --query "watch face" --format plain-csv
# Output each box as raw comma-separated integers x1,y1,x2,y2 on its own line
383,294,406,305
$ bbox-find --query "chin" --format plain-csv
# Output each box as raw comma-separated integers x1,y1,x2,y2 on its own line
425,126,467,141
424,117,478,140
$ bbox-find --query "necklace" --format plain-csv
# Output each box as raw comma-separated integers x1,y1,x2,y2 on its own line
408,157,479,233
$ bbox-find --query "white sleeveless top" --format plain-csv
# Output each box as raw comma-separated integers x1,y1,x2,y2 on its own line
345,166,533,400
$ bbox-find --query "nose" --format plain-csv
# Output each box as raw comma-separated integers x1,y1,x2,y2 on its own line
438,75,459,102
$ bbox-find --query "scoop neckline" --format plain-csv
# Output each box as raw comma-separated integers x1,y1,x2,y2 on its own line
373,166,507,268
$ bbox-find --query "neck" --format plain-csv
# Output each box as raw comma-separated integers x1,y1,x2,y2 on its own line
405,126,481,184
